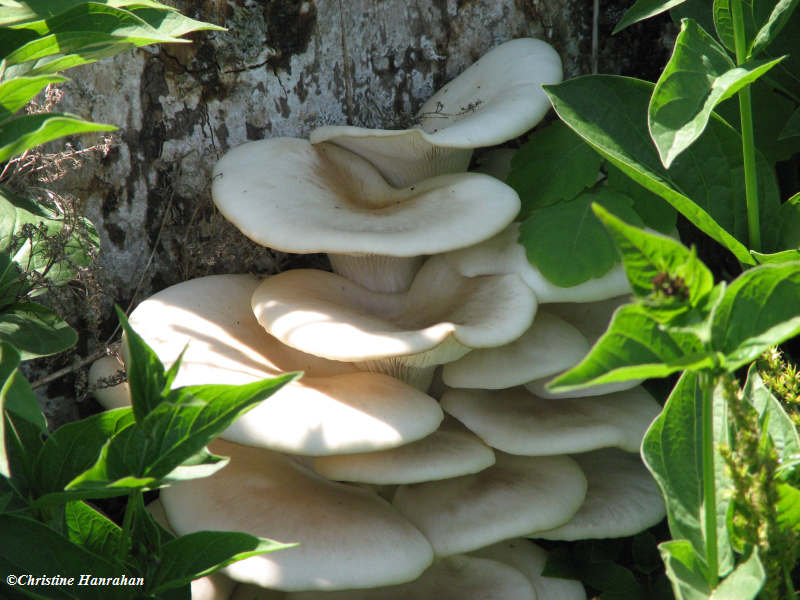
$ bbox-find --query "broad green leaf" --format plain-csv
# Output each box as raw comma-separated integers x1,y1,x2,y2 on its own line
0,112,115,163
614,0,689,33
0,342,46,431
649,19,783,168
128,492,174,562
3,411,44,500
116,306,166,422
713,0,758,54
0,0,178,27
519,189,642,287
34,407,135,495
0,514,133,600
67,374,297,492
778,192,800,249
10,3,178,37
132,7,225,36
710,550,764,599
643,373,732,570
0,302,77,359
751,249,800,264
710,261,800,369
544,76,782,264
605,163,677,233
0,342,21,477
549,303,713,392
0,74,66,122
741,365,800,463
659,539,711,599
776,483,800,530
757,6,800,100
507,120,603,216
592,204,713,315
750,0,800,58
64,500,123,558
780,106,800,140
148,531,295,594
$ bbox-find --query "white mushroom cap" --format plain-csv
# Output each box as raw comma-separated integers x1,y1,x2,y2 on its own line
160,439,433,592
444,224,632,303
524,296,643,399
123,274,443,455
312,422,496,485
88,354,129,409
532,448,666,541
310,38,562,188
392,452,587,557
442,310,589,389
441,386,662,455
286,554,537,600
146,500,238,600
470,539,586,600
211,137,520,257
251,256,537,388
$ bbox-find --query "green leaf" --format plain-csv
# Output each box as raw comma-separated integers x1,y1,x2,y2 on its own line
148,531,295,594
713,0,758,54
0,74,67,123
659,539,711,599
605,163,677,233
0,0,179,27
64,500,123,558
544,75,781,264
751,249,800,264
0,112,115,163
643,373,732,569
0,302,77,359
592,204,714,314
749,0,800,58
507,120,604,216
780,106,800,140
131,7,225,37
66,374,298,492
115,306,166,423
649,19,783,167
710,550,764,599
710,261,800,369
0,341,22,477
776,483,800,531
34,407,135,496
778,192,800,249
614,0,689,33
0,514,133,600
519,189,642,287
549,303,713,392
741,365,800,463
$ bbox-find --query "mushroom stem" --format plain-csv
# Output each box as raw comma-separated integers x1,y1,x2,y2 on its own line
328,254,424,293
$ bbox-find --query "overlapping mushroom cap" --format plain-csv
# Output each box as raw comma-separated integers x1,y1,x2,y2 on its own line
310,38,563,187
441,386,662,456
211,137,521,292
532,449,666,541
392,452,587,557
160,439,434,592
251,255,537,389
112,274,443,455
445,223,632,303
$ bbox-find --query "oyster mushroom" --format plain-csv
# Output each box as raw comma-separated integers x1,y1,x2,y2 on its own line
160,439,433,592
251,255,537,390
96,274,443,455
211,138,520,293
311,38,563,187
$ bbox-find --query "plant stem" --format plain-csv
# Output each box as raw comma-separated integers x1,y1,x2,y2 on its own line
730,0,760,252
118,491,137,561
700,372,719,586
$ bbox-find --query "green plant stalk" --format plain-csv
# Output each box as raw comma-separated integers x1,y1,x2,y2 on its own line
118,490,138,561
730,0,760,252
700,372,718,586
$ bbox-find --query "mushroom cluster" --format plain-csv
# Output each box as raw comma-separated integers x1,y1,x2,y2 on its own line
92,38,666,599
